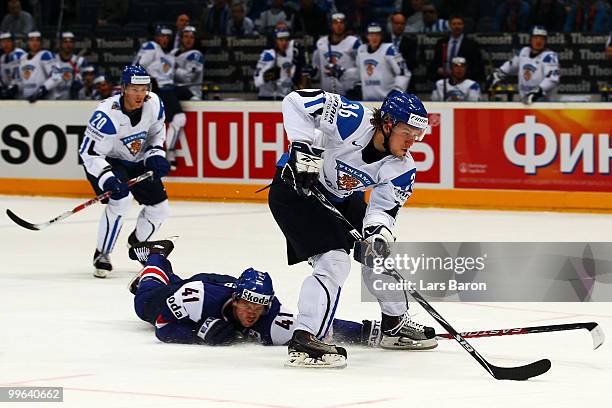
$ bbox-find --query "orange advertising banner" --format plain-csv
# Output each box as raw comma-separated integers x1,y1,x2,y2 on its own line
454,109,612,192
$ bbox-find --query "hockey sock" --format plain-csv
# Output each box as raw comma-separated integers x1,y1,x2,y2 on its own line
96,196,131,254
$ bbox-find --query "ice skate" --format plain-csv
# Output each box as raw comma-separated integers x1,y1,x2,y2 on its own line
127,239,175,294
285,330,347,368
380,313,438,350
93,249,112,279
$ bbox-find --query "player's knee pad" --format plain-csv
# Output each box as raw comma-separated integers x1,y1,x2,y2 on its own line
171,112,186,129
144,199,170,223
107,193,133,216
310,249,351,288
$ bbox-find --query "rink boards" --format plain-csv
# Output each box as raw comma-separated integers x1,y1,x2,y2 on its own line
0,100,611,212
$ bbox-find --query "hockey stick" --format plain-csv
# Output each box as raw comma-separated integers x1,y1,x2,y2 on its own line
5,171,154,231
309,185,551,380
436,322,605,350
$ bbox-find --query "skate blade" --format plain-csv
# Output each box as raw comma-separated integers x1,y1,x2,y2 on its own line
127,273,140,294
285,352,347,369
93,268,108,279
380,336,438,350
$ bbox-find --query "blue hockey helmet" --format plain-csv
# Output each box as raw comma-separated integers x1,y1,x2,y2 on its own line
233,268,275,310
120,65,151,91
380,90,429,143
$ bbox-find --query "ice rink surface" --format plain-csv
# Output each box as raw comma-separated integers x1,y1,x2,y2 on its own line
1,196,611,408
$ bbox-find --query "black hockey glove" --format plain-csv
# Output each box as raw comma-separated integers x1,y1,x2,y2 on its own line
524,87,544,105
197,317,236,345
28,86,48,103
145,155,171,179
354,224,396,267
103,175,130,200
325,63,345,79
263,66,281,82
485,69,504,91
281,141,324,197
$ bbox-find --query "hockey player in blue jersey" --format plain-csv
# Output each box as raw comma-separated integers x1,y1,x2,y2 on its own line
79,65,171,278
268,89,437,368
129,239,383,351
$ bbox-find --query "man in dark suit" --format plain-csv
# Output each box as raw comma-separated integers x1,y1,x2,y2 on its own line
429,14,484,84
386,12,419,92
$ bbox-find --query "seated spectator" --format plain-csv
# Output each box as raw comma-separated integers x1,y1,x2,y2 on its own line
93,74,119,100
292,0,327,38
529,0,566,32
422,3,449,32
200,0,230,36
255,0,294,35
227,1,257,36
1,0,34,36
494,0,531,32
563,0,611,33
78,65,97,100
429,14,484,84
97,0,128,27
173,14,191,49
431,56,481,101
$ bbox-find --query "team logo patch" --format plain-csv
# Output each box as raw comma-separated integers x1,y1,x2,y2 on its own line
22,64,34,80
324,50,343,64
523,64,536,81
335,160,375,191
364,59,378,76
120,132,146,156
61,68,72,81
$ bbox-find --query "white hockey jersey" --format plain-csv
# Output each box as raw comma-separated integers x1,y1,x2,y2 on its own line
172,48,204,99
16,49,55,99
499,46,560,98
431,78,481,101
79,92,166,188
0,47,25,85
47,53,87,100
253,41,297,99
312,35,360,95
280,89,417,230
356,43,410,101
133,41,175,88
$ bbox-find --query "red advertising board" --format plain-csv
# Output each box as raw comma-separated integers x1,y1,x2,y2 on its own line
454,109,612,192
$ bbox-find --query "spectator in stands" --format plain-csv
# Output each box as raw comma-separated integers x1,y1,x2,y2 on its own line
173,14,190,49
465,0,497,32
563,0,611,33
227,1,257,36
255,0,294,35
1,0,33,36
387,12,419,77
529,0,566,32
337,0,372,35
429,14,484,84
422,3,449,32
405,0,425,33
200,0,230,36
431,56,481,101
77,65,97,100
97,0,128,27
494,0,531,32
292,0,328,38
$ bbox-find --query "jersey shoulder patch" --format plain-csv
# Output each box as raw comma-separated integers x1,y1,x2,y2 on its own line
141,41,156,50
187,51,204,63
391,167,416,199
541,52,557,63
260,50,274,62
385,44,396,56
87,109,117,136
336,96,365,140
469,81,480,90
40,50,54,61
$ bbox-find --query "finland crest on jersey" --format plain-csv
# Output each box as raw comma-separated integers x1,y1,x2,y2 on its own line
336,160,375,191
120,131,147,156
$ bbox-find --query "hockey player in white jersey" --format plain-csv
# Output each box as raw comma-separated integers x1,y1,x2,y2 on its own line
47,31,87,100
432,57,481,101
268,89,437,368
0,32,25,98
78,65,171,278
254,27,298,100
77,65,97,100
486,26,560,104
134,25,187,171
356,23,410,101
312,13,360,96
171,25,203,100
15,31,55,102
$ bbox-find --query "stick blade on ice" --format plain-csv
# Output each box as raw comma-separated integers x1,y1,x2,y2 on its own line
491,359,552,381
5,209,41,231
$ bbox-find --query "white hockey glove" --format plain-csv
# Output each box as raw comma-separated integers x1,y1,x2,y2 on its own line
281,141,324,197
